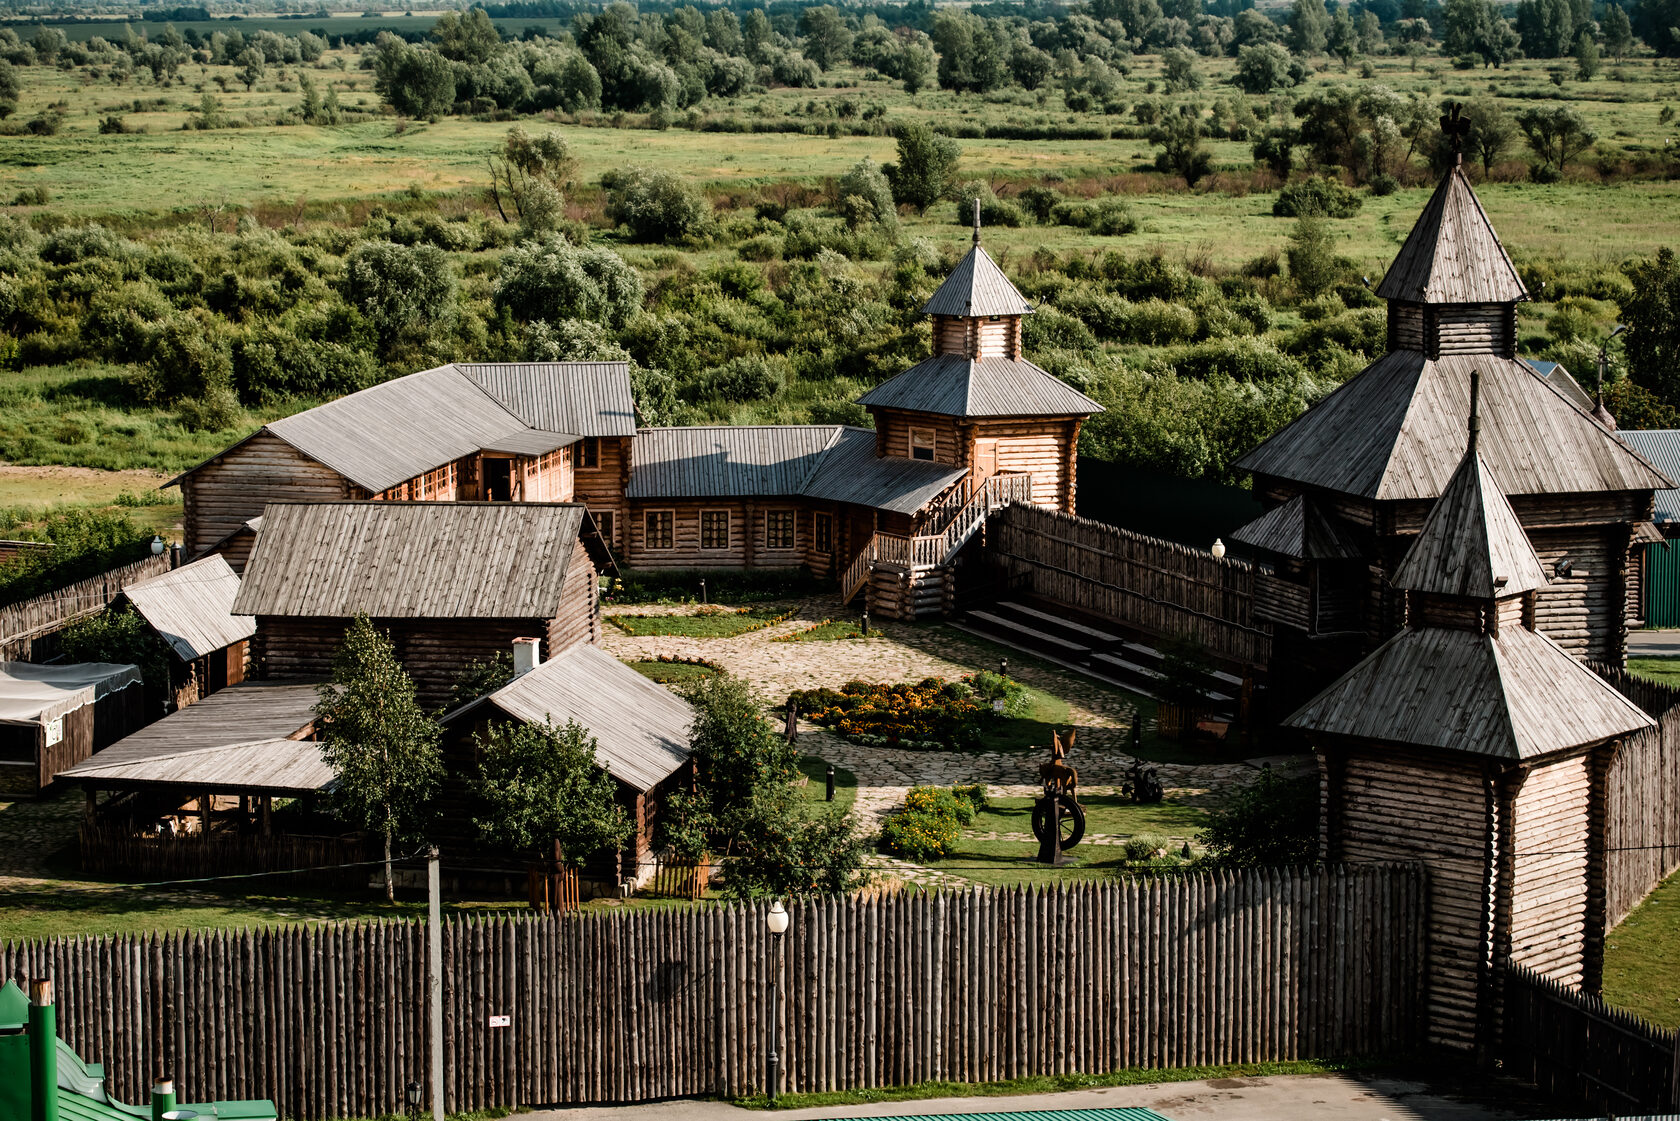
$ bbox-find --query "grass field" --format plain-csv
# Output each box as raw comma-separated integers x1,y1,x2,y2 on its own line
1602,869,1680,1028
773,617,865,642
626,657,721,683
797,754,858,814
610,605,792,637
1628,655,1680,687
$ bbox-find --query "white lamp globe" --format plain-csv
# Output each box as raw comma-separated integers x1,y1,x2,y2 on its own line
766,899,790,935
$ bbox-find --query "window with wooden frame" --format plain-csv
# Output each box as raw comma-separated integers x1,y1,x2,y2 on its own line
592,510,616,546
577,437,600,469
644,509,675,550
910,428,936,461
813,511,833,554
765,510,795,550
700,509,730,550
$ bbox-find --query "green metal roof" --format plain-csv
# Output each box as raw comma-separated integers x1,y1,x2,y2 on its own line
854,1110,1174,1121
0,979,26,1031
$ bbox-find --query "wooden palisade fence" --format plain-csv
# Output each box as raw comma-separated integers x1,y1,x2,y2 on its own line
2,866,1420,1119
986,504,1272,667
0,552,170,659
1591,665,1680,926
1502,963,1679,1113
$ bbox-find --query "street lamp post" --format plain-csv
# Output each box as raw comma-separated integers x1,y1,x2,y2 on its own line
765,900,790,1103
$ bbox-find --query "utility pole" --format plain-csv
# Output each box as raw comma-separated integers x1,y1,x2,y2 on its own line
428,847,444,1121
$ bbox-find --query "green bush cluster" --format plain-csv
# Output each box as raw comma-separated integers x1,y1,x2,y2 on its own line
879,784,988,862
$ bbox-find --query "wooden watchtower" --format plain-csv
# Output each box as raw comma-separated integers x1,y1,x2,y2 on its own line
1234,161,1670,677
1285,381,1655,1052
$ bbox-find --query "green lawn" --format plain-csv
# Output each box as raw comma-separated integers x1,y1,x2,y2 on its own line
626,658,721,684
1603,869,1680,1029
972,793,1207,838
1628,656,1680,688
610,606,791,638
797,755,858,815
773,618,864,642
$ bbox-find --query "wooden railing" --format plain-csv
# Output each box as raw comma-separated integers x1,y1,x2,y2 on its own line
0,553,170,658
840,474,1035,604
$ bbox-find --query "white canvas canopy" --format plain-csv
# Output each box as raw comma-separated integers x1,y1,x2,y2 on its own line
0,661,141,728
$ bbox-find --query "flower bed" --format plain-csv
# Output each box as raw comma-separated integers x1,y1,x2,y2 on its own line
788,673,1027,749
880,785,989,861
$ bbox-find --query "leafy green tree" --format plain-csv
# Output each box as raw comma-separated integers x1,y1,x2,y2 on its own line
883,123,962,212
431,8,503,64
602,166,712,242
1197,767,1318,868
1288,0,1329,54
1287,215,1339,296
493,233,645,326
1444,0,1521,64
1252,127,1296,179
441,652,515,714
31,26,64,66
374,39,456,118
1009,43,1053,90
1633,0,1680,56
342,240,457,358
488,125,578,228
1161,46,1202,91
315,614,443,902
1602,2,1634,59
835,158,899,232
1574,30,1601,79
900,39,936,94
1620,247,1680,407
472,719,632,864
797,6,852,71
236,47,265,91
1517,104,1596,173
1465,95,1517,176
1327,6,1360,66
1235,42,1294,93
1148,104,1214,186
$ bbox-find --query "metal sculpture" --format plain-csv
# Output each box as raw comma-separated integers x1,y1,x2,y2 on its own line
1033,729,1086,862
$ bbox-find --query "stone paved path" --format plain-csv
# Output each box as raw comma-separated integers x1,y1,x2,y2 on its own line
604,597,1295,888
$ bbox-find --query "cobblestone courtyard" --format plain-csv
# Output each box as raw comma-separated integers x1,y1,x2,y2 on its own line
604,596,1294,886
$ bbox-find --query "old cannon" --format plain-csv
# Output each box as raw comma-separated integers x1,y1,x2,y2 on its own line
1033,729,1085,862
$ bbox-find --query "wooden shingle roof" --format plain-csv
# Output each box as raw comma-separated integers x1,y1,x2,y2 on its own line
170,362,634,495
1283,624,1652,760
857,356,1103,419
231,502,592,619
443,644,692,792
921,244,1034,317
1235,353,1672,501
121,554,256,663
1391,451,1552,598
1375,166,1527,305
625,425,967,515
61,680,327,793
1228,495,1364,561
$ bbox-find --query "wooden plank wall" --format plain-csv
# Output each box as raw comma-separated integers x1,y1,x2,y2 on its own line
1589,665,1680,927
987,504,1271,667
0,553,170,660
1509,754,1592,986
0,867,1422,1119
182,434,357,557
1501,962,1678,1114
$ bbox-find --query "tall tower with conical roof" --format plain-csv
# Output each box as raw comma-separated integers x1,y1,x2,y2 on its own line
1288,379,1655,1051
856,208,1102,515
1232,148,1671,670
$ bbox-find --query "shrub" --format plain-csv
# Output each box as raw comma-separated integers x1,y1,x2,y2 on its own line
1368,172,1399,197
880,804,959,861
1197,767,1318,868
494,234,645,327
1017,184,1060,222
1023,305,1099,354
342,239,456,353
691,354,785,402
1287,216,1340,298
882,122,961,212
1272,177,1362,219
176,383,245,432
1169,336,1305,381
951,783,990,814
835,158,898,231
1059,291,1197,345
0,508,151,608
964,669,1029,715
952,181,1023,228
1122,832,1172,862
1049,197,1139,236
602,166,712,242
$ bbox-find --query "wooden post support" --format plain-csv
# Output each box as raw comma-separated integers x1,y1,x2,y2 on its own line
427,846,444,1121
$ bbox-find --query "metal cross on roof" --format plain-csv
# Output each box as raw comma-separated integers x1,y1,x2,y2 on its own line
1440,102,1471,164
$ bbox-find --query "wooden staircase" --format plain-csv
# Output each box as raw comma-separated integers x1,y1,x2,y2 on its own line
841,473,1035,613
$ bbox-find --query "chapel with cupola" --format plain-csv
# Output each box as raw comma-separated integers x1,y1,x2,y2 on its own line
1232,126,1671,686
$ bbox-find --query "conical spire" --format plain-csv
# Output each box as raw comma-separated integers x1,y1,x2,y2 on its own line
1375,165,1528,305
1391,371,1551,599
920,240,1033,317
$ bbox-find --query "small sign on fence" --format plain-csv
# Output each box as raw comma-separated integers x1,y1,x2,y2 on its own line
487,1015,510,1029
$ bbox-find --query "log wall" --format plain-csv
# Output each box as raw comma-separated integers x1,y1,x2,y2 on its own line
181,435,357,557
1509,752,1592,986
547,540,602,653
1322,748,1492,1051
1589,665,1680,928
623,499,807,571
0,866,1423,1119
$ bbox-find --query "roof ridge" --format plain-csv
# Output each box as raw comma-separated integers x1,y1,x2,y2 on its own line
795,425,850,496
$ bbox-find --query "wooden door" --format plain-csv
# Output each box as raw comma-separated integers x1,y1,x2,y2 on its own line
973,438,998,480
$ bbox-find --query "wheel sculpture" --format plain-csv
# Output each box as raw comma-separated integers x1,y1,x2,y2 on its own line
1033,729,1084,861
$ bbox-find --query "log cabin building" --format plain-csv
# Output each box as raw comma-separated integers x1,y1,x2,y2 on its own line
0,661,144,796
438,639,694,898
1233,162,1671,691
229,502,611,707
1286,398,1655,1052
115,554,256,714
169,230,1101,620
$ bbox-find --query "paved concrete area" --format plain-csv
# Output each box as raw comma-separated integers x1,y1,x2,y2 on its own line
1630,629,1680,657
522,1072,1542,1121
